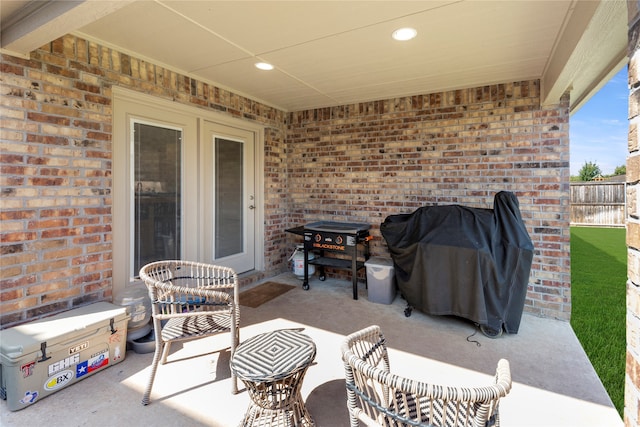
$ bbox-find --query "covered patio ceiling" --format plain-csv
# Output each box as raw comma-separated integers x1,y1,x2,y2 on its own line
0,0,628,112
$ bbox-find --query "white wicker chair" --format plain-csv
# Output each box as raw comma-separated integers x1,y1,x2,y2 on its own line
341,325,511,427
139,260,240,405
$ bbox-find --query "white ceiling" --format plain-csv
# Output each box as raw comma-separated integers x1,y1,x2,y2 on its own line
0,0,628,112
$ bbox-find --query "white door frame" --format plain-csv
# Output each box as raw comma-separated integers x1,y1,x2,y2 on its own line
112,87,264,297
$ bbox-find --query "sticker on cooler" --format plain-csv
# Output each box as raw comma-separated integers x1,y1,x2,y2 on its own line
21,361,35,378
76,349,109,379
48,354,80,376
44,370,74,391
114,345,122,361
19,390,38,405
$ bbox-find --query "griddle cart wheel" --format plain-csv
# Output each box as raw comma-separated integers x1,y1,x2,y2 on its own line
303,282,310,291
318,265,326,281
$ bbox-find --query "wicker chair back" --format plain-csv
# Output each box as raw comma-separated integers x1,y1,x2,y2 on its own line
341,325,511,427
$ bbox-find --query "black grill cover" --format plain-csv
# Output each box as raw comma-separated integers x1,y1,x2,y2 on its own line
380,191,533,334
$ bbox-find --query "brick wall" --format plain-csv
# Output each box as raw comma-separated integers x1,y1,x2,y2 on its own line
287,83,572,320
1,33,571,328
626,1,640,425
0,35,287,327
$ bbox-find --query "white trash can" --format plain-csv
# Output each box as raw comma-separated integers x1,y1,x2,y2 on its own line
365,257,396,304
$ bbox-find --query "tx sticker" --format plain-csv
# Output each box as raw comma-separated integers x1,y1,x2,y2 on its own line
76,350,109,378
19,390,38,405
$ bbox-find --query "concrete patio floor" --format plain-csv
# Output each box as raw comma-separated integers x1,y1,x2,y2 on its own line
1,272,623,426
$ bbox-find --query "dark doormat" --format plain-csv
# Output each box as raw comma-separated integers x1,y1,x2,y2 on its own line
240,282,296,308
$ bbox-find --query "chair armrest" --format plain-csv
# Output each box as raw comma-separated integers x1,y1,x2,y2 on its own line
494,358,512,395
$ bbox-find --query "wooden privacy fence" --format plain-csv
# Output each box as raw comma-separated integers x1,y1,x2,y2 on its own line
570,181,626,227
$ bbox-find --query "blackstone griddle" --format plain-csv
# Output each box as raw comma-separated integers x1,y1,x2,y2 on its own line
286,221,371,299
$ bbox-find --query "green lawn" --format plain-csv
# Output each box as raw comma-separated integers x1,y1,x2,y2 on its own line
570,226,626,417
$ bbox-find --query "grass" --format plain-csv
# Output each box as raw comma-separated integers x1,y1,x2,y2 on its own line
570,226,626,417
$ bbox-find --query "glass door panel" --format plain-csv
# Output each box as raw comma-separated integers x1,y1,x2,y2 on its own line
132,122,182,275
215,138,243,258
203,121,255,273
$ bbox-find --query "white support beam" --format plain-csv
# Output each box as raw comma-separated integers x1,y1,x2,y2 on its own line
542,0,627,112
1,0,132,56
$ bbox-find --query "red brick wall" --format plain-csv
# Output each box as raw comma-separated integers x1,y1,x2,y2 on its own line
0,35,287,327
287,83,571,320
0,33,571,328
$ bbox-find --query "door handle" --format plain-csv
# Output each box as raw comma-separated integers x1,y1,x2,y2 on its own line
249,205,255,210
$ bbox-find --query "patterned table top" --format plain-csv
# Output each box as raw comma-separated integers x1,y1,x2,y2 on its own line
230,329,316,382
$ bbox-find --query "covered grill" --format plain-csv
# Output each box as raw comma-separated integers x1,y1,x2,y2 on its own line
380,191,533,336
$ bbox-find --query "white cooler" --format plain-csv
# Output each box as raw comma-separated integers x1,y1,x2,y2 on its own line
0,302,129,411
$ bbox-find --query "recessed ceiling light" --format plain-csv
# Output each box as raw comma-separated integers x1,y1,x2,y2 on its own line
255,62,274,71
392,27,417,41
